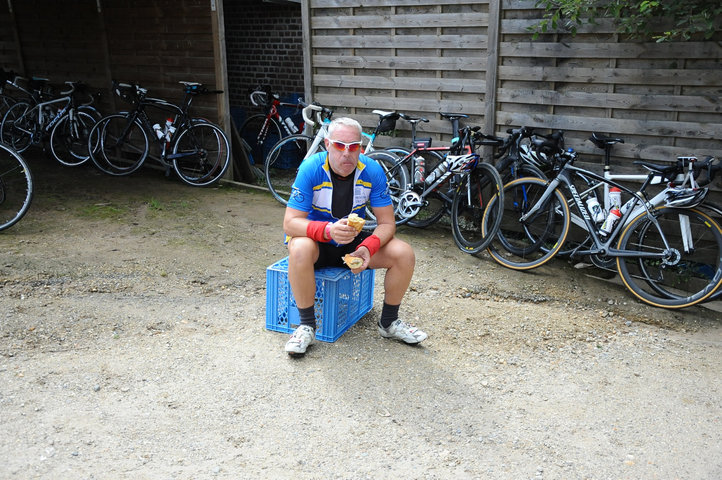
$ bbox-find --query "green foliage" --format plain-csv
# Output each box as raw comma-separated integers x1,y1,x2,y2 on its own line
531,0,722,42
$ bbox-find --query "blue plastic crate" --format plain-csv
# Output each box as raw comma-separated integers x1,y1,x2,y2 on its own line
266,257,375,342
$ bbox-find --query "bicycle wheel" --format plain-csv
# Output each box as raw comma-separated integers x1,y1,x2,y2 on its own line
363,150,410,230
0,144,33,231
239,114,282,167
0,93,16,120
89,114,148,176
616,206,722,309
172,122,230,187
406,151,446,228
49,111,96,167
450,162,505,254
265,134,321,205
1,101,35,152
484,176,570,270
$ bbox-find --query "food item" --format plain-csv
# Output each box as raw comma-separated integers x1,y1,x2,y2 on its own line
342,254,364,269
346,213,365,232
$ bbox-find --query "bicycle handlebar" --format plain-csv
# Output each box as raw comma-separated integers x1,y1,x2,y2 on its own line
302,103,333,127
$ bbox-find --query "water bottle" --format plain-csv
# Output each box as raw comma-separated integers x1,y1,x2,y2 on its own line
609,187,622,209
164,118,176,143
585,197,604,223
413,156,425,184
425,157,451,185
284,116,299,133
153,123,163,139
599,208,621,236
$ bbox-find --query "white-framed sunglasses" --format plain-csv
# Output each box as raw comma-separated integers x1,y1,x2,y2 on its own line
329,140,362,152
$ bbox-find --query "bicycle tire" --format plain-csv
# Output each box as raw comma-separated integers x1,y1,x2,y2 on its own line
0,93,16,120
49,111,96,167
265,134,322,205
89,114,148,176
616,206,722,309
239,114,283,167
450,162,505,254
363,150,410,230
484,176,570,270
1,101,34,152
0,144,33,231
172,122,230,187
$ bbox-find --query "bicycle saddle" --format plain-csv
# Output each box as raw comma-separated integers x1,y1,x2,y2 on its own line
589,132,624,149
440,112,468,121
399,113,429,124
633,160,679,179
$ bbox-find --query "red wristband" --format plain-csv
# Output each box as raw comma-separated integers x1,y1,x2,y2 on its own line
307,221,330,243
357,234,381,257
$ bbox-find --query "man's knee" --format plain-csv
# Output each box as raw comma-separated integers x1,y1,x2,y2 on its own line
377,238,415,269
287,237,319,265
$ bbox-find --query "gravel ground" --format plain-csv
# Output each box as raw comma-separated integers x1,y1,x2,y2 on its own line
1,154,721,480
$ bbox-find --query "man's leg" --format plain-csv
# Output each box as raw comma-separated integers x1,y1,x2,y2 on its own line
368,237,415,304
285,237,320,355
287,236,320,309
369,238,427,344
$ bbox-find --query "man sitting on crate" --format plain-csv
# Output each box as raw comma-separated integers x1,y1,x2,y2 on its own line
282,117,427,355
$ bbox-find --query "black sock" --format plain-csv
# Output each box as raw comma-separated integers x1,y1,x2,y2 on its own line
379,302,400,329
298,306,316,330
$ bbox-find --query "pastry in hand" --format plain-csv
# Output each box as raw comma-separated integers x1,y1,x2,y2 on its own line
346,213,365,232
342,254,363,269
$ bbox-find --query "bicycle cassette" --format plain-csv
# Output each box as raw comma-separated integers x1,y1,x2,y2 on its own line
398,191,424,219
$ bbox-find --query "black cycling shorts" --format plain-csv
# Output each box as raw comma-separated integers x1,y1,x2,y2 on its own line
315,230,371,269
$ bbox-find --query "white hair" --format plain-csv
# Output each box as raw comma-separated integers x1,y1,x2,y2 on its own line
328,117,362,139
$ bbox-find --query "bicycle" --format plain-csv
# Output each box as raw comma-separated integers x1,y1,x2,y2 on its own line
0,142,33,231
263,102,404,207
239,85,304,167
482,147,722,309
0,80,99,167
367,112,480,229
87,81,230,187
372,123,506,253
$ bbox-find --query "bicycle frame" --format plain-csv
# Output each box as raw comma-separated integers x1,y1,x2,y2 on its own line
521,162,678,261
22,96,72,135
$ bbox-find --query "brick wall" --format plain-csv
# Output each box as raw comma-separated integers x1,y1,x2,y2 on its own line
223,0,304,125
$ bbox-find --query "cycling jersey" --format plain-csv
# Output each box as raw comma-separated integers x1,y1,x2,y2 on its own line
287,151,392,224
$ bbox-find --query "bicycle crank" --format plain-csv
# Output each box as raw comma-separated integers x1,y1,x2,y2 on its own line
398,191,424,219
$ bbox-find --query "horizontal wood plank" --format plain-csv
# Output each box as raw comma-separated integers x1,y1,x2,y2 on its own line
497,88,722,114
312,12,488,30
500,41,722,59
497,111,722,141
498,66,719,86
312,34,488,49
314,55,486,72
313,74,486,93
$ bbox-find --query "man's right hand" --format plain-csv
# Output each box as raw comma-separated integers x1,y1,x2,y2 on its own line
329,219,359,245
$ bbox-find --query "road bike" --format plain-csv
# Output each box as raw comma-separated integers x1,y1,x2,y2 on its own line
88,81,230,187
0,142,33,231
371,123,506,253
263,102,404,207
0,80,99,166
239,85,304,166
483,147,722,309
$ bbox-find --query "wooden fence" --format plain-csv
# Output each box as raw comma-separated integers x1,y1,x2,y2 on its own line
303,0,722,183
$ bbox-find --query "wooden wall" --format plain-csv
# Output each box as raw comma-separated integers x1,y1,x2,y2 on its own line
304,0,722,181
2,0,221,124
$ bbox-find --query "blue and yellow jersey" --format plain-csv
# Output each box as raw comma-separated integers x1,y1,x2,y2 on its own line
287,152,392,224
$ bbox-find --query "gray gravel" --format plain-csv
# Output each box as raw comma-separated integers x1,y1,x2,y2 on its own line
1,158,720,479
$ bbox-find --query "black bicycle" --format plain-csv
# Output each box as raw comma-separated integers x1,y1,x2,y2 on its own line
88,81,230,187
0,143,33,231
